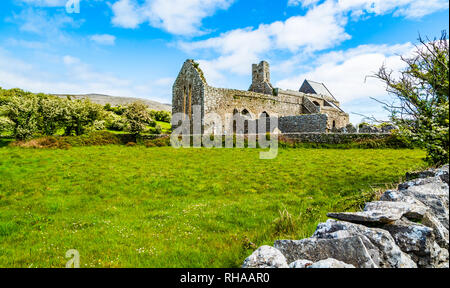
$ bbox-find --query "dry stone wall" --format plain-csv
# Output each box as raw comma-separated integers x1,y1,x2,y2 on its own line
242,165,450,268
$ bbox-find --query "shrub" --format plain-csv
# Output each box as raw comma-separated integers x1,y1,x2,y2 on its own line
37,96,68,136
149,110,171,123
3,96,40,140
63,131,121,147
63,99,104,136
126,142,137,147
144,136,170,147
11,136,71,149
124,102,153,136
0,117,13,134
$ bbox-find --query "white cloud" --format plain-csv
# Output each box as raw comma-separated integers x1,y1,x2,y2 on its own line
62,55,80,65
287,0,320,7
273,42,418,124
180,0,447,85
180,1,350,84
6,8,82,45
336,0,448,19
0,49,172,103
89,34,116,45
4,38,48,49
289,0,449,18
276,43,413,104
111,0,143,29
17,0,67,6
111,0,235,35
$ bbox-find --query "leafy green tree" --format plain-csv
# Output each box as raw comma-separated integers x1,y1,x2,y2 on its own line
374,31,449,165
37,96,70,136
150,110,171,123
0,116,13,135
3,95,40,140
124,102,153,135
63,99,103,136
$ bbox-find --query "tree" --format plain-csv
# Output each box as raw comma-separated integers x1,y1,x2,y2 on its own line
3,96,40,140
63,99,103,136
123,102,153,136
373,31,449,165
149,110,171,123
38,96,69,136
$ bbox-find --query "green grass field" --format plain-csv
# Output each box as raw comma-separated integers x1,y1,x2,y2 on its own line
0,146,427,267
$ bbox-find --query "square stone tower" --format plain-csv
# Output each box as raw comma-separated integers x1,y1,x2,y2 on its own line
249,61,274,95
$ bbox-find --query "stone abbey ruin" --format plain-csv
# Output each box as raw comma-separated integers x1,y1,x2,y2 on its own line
172,59,350,134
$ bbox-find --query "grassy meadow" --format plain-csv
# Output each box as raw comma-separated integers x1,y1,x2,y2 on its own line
0,145,427,267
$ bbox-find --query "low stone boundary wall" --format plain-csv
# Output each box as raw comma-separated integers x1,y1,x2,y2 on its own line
280,133,391,144
242,165,449,268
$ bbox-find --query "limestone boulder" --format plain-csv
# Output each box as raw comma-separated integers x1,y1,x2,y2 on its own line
364,201,429,220
242,245,289,268
403,183,449,230
274,236,378,268
288,259,313,268
422,212,449,249
313,219,417,268
326,211,402,224
382,219,440,267
307,258,355,268
381,177,449,230
404,165,449,185
327,201,429,224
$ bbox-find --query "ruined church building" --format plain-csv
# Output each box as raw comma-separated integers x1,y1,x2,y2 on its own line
172,59,349,134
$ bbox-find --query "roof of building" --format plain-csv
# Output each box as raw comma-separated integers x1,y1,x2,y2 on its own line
299,80,336,101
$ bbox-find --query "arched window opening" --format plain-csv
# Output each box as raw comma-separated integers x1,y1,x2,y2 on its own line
233,109,239,134
182,86,186,120
313,101,320,107
260,111,270,133
333,120,336,129
241,109,252,134
188,84,192,119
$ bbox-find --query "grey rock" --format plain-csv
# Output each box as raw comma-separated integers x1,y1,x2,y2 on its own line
345,124,357,133
359,124,381,134
380,190,423,205
437,164,449,184
381,178,449,230
327,210,402,224
274,236,377,268
404,182,449,230
437,247,449,265
242,245,289,268
382,219,438,267
313,219,417,268
288,259,313,268
381,124,396,133
422,212,449,249
405,165,449,185
364,201,429,221
307,258,355,268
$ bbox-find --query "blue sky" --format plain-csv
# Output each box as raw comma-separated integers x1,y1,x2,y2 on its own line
0,0,448,123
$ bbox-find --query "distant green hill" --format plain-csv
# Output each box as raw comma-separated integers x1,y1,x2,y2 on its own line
53,93,171,111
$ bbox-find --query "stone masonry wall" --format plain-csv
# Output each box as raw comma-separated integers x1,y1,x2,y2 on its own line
280,132,391,144
173,59,350,133
243,165,450,268
279,114,328,133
